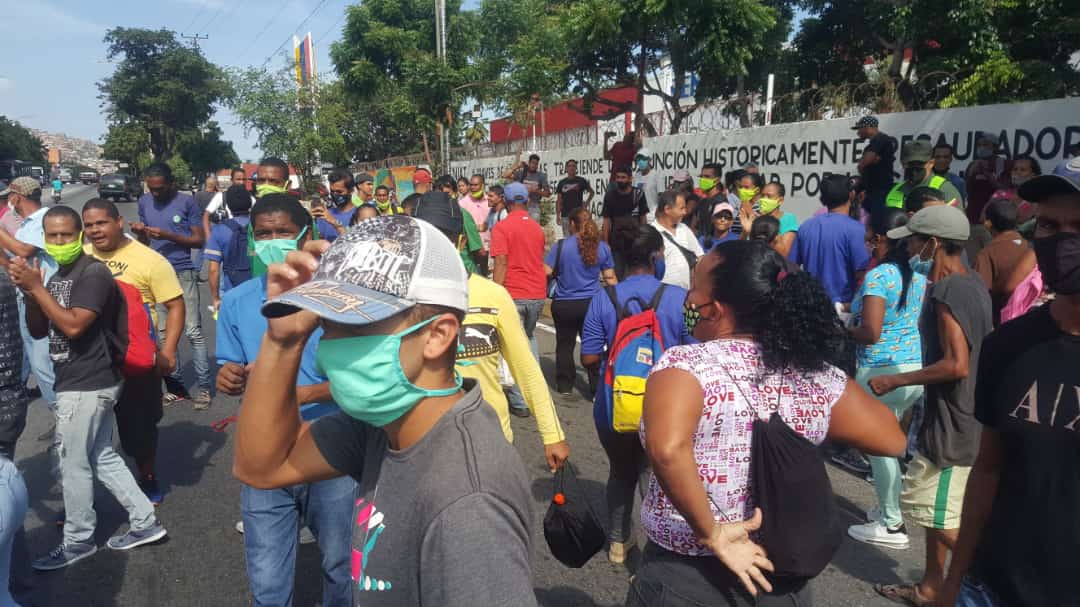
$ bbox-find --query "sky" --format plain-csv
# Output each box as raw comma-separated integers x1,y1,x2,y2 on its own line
3,0,366,162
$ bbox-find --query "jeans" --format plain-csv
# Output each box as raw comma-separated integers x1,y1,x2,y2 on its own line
626,542,811,607
514,298,544,361
550,297,593,392
855,363,923,528
56,384,157,545
168,269,211,392
598,429,650,543
241,476,355,607
16,297,55,407
0,457,27,607
955,576,1004,607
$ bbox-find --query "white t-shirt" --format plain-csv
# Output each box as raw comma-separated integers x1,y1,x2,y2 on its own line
205,192,256,219
641,339,847,556
651,220,704,290
634,169,663,215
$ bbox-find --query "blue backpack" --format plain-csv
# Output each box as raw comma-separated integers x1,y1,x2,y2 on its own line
222,219,252,287
599,284,668,433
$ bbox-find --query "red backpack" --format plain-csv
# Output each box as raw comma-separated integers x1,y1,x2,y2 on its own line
112,279,158,376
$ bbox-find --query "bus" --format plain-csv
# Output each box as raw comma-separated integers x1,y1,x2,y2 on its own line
0,160,33,183
30,166,45,185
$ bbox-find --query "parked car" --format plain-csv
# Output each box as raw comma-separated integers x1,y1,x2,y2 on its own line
79,171,99,184
98,173,142,201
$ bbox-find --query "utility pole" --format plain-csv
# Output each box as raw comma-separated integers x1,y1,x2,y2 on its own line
180,33,209,50
434,0,449,172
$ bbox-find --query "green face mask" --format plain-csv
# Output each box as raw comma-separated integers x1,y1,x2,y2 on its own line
45,232,84,266
256,183,288,198
738,188,758,203
758,197,781,214
698,177,717,192
316,316,463,427
253,226,308,267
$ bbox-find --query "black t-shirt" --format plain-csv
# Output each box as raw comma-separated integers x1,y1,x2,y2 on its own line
601,187,648,220
45,254,121,392
971,305,1080,606
862,132,897,191
556,176,593,217
918,272,993,468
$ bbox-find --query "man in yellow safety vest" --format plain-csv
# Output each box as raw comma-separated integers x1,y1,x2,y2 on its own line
886,140,964,210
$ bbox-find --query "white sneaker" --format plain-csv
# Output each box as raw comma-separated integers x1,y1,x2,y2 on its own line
866,506,882,522
234,521,244,534
847,520,909,549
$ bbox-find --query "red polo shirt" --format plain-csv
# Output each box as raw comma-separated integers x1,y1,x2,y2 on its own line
490,209,546,300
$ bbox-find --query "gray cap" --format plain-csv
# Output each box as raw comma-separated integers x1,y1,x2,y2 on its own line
887,204,970,241
900,140,932,164
356,173,375,184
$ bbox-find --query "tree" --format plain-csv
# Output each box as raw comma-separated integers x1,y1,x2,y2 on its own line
0,116,46,164
178,121,240,180
102,121,152,174
227,67,350,181
330,0,479,164
98,27,230,160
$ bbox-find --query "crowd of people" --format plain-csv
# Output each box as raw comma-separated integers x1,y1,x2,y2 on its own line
0,112,1076,607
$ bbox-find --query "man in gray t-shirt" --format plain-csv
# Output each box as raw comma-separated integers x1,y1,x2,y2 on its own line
232,216,536,607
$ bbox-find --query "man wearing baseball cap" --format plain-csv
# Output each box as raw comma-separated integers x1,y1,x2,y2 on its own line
411,167,433,195
854,115,898,214
867,204,993,607
233,215,536,606
885,141,963,211
633,147,661,215
940,173,1080,607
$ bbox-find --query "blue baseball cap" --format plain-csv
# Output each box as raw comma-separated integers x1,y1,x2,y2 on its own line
503,182,528,204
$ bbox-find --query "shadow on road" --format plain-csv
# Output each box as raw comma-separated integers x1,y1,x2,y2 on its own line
536,585,621,607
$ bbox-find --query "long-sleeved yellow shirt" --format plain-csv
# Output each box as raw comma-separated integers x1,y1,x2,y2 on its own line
456,274,565,445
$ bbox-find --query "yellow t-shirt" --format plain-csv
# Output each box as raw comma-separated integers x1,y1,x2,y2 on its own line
85,238,184,327
457,273,565,445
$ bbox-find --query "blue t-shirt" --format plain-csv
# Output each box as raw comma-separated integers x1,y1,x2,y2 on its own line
698,231,739,252
329,206,356,228
203,215,250,293
851,263,928,368
791,212,871,303
544,236,614,300
137,191,203,272
317,218,340,242
215,275,336,421
14,207,58,281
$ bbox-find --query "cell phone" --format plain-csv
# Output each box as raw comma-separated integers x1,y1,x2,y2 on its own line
310,199,325,211
299,198,312,211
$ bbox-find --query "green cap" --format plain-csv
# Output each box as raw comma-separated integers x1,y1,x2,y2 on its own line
901,140,932,164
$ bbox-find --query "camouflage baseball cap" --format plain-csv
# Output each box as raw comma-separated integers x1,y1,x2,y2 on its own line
0,176,43,198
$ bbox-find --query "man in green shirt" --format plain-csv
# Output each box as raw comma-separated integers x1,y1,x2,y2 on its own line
886,141,965,210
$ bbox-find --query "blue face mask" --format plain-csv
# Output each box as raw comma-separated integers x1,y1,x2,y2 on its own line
654,255,666,280
909,239,936,275
316,316,462,427
636,158,649,171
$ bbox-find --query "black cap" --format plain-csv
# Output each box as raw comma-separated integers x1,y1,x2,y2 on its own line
852,115,879,130
357,173,374,184
1018,174,1080,203
412,191,463,237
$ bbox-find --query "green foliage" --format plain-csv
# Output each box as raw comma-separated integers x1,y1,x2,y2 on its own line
165,156,192,188
177,121,241,179
227,67,350,179
0,116,46,164
102,121,153,174
98,28,231,160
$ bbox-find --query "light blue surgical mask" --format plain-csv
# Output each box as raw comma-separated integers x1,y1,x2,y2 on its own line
908,239,936,275
253,226,308,267
316,316,462,427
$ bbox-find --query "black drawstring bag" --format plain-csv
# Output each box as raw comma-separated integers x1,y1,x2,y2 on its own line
750,412,843,579
543,461,606,568
724,366,843,580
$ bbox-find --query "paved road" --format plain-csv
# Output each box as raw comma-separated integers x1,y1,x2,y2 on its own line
13,185,922,606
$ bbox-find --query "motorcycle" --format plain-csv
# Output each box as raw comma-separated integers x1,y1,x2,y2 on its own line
52,189,62,204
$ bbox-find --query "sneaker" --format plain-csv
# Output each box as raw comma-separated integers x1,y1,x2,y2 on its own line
608,541,628,564
235,520,244,534
509,406,531,418
847,521,909,549
140,475,163,506
830,449,871,476
192,390,212,411
162,392,185,407
32,542,98,571
106,522,167,550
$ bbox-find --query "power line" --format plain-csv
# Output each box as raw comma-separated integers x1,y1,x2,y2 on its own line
198,4,227,33
183,3,208,32
259,0,333,69
237,0,292,62
181,32,210,50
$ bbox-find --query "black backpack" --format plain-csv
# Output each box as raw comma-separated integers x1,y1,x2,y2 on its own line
726,367,842,579
543,461,606,568
221,219,252,287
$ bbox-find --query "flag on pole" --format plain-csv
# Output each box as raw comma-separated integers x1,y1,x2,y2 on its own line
293,33,316,88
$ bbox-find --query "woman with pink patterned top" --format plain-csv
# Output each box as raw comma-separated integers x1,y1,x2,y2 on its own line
627,240,906,606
